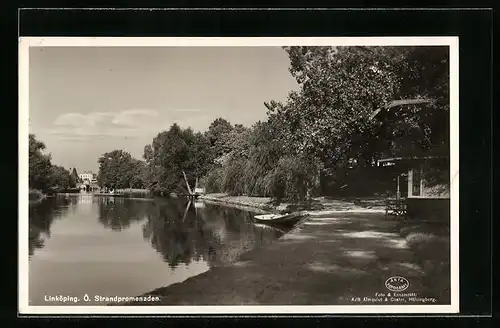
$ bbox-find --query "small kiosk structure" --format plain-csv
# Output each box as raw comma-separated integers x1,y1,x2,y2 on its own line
370,99,450,221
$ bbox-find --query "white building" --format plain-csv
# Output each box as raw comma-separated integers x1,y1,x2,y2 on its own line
79,172,95,184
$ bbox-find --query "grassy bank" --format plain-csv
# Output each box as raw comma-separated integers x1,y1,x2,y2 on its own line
127,211,449,305
198,193,386,216
398,221,451,302
121,194,450,305
198,193,450,302
198,193,275,213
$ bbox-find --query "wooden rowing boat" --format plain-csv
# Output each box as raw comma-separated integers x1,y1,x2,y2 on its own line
254,212,307,226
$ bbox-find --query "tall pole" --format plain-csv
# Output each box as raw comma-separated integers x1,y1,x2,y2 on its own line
396,175,401,200
182,170,192,195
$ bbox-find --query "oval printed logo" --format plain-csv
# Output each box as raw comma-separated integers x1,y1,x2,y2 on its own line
385,276,410,292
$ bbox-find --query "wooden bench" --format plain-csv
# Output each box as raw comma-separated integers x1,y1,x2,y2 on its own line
385,198,408,219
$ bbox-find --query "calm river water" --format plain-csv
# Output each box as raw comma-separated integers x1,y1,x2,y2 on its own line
28,194,286,305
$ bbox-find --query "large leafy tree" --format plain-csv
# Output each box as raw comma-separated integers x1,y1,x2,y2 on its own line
222,124,251,161
29,134,53,191
49,165,75,190
205,118,234,158
97,150,137,189
144,124,190,194
266,46,449,183
386,46,450,158
189,131,215,178
143,123,214,195
267,46,404,167
129,159,148,189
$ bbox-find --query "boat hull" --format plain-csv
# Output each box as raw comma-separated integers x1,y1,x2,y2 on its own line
254,213,306,226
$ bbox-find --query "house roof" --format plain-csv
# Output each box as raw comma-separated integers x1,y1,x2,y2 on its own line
369,98,435,120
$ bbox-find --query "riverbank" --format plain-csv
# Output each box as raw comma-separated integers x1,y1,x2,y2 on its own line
198,193,386,216
398,220,451,302
129,210,449,305
197,194,275,214
121,193,451,306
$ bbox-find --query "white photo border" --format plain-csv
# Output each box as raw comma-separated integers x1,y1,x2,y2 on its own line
18,36,459,315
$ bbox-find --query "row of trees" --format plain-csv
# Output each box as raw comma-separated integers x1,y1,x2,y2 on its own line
96,46,449,202
97,124,214,193
97,117,320,202
202,119,320,203
29,134,81,193
203,46,449,200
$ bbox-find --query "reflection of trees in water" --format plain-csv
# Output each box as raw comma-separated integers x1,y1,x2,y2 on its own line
201,204,285,265
142,200,285,269
142,199,202,268
29,197,71,257
96,197,149,231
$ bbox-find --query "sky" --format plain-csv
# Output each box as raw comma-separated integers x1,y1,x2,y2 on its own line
29,46,299,173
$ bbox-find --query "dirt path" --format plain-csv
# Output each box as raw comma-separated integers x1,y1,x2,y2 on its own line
131,212,447,306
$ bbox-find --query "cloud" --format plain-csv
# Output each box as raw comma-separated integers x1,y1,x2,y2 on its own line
111,109,159,128
48,126,142,139
54,112,114,127
47,109,210,141
49,109,161,140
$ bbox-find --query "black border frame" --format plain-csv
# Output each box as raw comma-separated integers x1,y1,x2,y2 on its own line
13,7,493,323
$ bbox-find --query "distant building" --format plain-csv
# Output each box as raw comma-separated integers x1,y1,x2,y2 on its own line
79,171,95,184
78,171,99,192
79,171,97,185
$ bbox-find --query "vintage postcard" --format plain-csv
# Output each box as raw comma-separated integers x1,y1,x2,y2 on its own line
19,37,459,314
